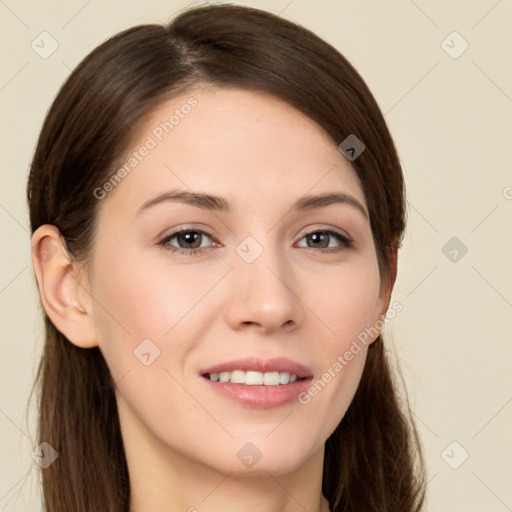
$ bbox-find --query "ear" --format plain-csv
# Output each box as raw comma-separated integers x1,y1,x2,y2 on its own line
369,245,398,344
31,224,98,348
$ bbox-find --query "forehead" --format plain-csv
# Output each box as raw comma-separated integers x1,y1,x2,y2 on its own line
96,87,366,217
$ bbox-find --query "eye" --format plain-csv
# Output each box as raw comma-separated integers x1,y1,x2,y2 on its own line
296,229,352,253
158,228,216,256
157,227,352,257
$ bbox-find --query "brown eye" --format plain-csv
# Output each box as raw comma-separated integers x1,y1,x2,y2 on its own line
296,230,352,252
158,229,215,255
174,231,203,249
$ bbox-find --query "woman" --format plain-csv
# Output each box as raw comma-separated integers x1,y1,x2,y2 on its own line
27,4,426,511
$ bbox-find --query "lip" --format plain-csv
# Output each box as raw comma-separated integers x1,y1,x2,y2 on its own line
200,357,313,379
200,357,313,409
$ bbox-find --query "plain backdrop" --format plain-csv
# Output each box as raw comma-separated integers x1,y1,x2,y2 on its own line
1,1,511,510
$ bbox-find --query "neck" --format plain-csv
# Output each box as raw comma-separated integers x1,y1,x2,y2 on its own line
129,462,331,512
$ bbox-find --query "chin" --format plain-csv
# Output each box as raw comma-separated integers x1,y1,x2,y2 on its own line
204,435,322,477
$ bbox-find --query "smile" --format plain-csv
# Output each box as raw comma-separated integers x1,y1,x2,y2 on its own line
200,357,313,408
205,370,300,385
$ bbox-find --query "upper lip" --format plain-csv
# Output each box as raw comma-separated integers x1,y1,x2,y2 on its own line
201,357,313,379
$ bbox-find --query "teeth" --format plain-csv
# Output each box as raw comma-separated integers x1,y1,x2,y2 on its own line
231,370,245,384
262,371,279,385
279,372,290,385
219,372,230,382
206,370,300,385
246,371,264,385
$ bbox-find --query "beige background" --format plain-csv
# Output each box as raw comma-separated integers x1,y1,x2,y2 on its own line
1,0,511,510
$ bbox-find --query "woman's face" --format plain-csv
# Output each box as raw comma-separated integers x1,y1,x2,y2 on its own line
85,87,390,476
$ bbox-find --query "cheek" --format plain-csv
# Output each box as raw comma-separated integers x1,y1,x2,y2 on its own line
88,253,210,452
87,245,170,382
88,245,225,397
303,256,381,349
296,258,380,418
89,243,206,344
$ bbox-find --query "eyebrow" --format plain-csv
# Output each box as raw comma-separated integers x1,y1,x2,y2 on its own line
136,189,368,219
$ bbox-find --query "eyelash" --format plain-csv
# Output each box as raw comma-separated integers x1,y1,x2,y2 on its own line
157,227,353,256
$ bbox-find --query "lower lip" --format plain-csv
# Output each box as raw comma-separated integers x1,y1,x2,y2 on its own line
201,376,312,409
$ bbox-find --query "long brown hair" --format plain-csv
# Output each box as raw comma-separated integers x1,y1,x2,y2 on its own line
27,4,426,511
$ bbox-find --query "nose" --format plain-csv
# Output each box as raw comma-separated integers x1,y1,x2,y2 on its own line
224,241,303,335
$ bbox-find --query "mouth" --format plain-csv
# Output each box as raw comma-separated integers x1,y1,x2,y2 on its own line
203,370,305,385
200,357,313,409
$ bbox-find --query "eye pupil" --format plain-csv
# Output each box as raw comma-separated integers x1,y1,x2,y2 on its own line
179,231,201,248
308,232,328,248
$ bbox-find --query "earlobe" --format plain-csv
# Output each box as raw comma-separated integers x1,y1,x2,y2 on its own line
31,224,98,348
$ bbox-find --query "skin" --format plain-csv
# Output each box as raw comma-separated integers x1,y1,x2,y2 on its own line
32,87,395,512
